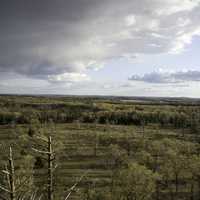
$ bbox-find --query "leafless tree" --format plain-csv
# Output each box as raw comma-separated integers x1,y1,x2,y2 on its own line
32,136,55,200
0,147,34,200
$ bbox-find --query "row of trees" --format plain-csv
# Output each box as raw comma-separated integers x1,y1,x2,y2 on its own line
1,97,200,128
0,109,200,134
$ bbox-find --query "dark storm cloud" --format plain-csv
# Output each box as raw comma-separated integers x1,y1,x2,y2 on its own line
128,70,200,83
0,0,200,82
0,0,101,76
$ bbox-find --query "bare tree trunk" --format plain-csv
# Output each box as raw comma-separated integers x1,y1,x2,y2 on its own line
48,136,53,200
32,136,55,200
0,147,16,200
9,148,16,200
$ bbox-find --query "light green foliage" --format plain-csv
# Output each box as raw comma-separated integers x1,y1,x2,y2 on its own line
116,162,159,200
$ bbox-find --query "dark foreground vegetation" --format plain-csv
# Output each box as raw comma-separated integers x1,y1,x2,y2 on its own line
0,95,200,200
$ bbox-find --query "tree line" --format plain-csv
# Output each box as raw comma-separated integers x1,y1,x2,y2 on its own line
0,108,199,135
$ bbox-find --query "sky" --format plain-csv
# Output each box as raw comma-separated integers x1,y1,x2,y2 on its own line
0,0,200,97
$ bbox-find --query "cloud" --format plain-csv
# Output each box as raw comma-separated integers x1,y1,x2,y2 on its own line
125,15,136,27
0,0,200,82
48,72,90,83
129,70,200,83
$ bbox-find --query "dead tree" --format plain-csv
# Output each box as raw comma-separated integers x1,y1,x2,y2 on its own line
48,137,53,200
0,147,32,200
32,136,55,200
0,147,40,200
8,148,15,200
32,135,89,200
0,147,16,200
0,137,88,200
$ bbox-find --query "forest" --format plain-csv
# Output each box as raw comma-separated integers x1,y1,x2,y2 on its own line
0,95,200,200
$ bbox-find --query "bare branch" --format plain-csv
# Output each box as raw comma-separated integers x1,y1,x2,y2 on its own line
15,176,31,192
32,148,51,155
64,170,89,200
1,169,10,176
0,184,11,193
5,164,11,190
52,164,58,173
35,136,49,143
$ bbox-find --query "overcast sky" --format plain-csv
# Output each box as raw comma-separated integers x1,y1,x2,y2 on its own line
0,0,200,97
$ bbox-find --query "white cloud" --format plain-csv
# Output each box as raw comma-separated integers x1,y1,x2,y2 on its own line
170,27,200,53
129,70,200,83
125,15,136,26
48,73,90,83
155,0,200,15
177,18,191,27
